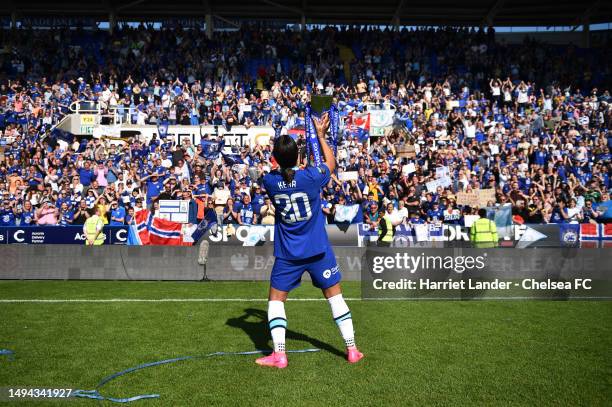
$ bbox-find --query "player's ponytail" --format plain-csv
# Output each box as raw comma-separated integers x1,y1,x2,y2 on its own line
273,134,298,183
280,167,295,183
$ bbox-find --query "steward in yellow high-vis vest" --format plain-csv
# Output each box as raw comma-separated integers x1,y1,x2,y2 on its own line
84,207,105,245
378,203,399,247
470,208,498,248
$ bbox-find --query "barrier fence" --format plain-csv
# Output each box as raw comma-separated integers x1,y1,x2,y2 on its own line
0,223,610,247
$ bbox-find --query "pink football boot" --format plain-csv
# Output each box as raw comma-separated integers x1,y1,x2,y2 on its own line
255,352,288,369
347,347,364,364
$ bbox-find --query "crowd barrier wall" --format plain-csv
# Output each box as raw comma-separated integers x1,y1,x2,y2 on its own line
0,223,609,280
1,223,609,247
0,245,363,281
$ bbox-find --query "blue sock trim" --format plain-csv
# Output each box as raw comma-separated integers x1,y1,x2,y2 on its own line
334,312,352,323
269,318,287,330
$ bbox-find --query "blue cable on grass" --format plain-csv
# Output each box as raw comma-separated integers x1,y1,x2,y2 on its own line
72,348,320,403
0,349,15,361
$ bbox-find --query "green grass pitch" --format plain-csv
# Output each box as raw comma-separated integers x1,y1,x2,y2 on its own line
1,281,611,406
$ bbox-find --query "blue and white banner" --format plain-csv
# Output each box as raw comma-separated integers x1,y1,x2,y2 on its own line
0,226,128,245
330,104,340,156
1,223,609,247
158,200,190,223
305,104,323,166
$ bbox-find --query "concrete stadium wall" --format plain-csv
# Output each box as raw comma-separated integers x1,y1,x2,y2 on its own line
0,245,203,280
0,245,365,281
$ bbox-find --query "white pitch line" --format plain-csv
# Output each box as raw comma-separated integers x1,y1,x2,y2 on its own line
0,298,358,303
0,296,610,303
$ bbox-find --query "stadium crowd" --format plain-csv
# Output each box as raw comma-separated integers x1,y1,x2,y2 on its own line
0,24,610,229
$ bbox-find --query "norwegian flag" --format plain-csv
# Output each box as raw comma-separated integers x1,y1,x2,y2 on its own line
134,209,153,245
346,112,370,142
579,223,612,247
580,223,600,241
149,217,184,246
603,224,612,241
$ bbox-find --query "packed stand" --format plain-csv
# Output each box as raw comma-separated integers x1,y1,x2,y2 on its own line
0,24,610,228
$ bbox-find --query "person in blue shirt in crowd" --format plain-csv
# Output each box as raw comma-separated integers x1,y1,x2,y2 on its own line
78,161,95,187
408,211,426,226
192,176,209,199
238,194,256,225
251,183,266,216
549,200,569,223
110,201,126,226
18,201,35,226
143,173,165,206
427,202,444,222
58,202,74,226
320,193,334,222
582,199,602,224
223,198,240,225
361,192,377,213
0,201,17,226
125,207,135,225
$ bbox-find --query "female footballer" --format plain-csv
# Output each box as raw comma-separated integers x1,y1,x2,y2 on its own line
256,113,364,368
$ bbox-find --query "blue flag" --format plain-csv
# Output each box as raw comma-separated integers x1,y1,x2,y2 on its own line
157,120,169,138
191,210,217,243
200,140,223,159
50,128,74,144
222,153,243,166
127,223,142,245
488,205,512,228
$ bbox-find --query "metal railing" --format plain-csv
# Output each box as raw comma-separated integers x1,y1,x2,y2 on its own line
69,100,100,114
69,101,141,125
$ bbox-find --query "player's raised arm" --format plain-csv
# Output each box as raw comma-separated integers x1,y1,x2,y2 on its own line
313,113,336,174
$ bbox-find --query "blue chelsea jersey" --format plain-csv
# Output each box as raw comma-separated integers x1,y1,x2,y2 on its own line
262,164,331,260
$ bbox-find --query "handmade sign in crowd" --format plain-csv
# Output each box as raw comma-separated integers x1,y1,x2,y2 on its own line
396,144,416,159
456,189,497,207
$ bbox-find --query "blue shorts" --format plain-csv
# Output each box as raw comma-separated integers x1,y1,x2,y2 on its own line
271,247,341,292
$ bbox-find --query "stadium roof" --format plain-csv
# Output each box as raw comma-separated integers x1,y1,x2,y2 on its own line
1,0,611,27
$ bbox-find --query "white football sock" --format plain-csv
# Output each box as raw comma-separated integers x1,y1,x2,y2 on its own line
328,294,355,348
268,300,286,353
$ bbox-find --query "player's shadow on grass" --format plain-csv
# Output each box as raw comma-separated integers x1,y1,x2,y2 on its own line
226,308,345,358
